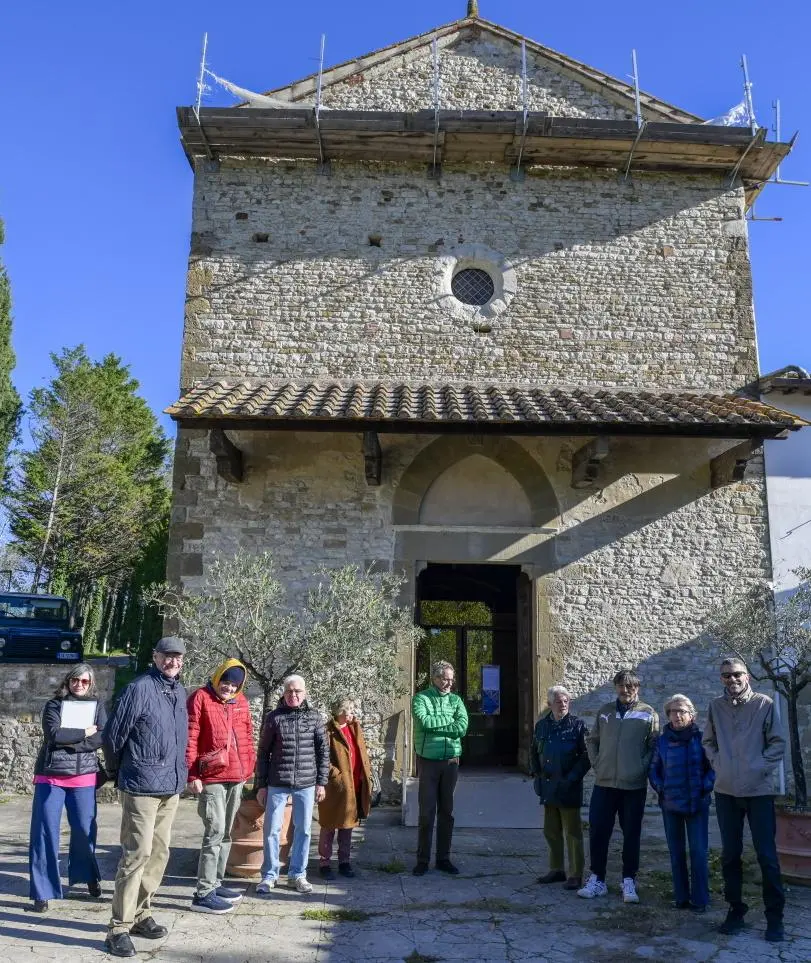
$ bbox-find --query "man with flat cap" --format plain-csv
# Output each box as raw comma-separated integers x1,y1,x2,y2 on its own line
103,637,190,957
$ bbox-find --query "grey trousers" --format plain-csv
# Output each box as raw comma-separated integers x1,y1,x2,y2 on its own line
416,756,459,864
109,793,179,936
196,781,244,897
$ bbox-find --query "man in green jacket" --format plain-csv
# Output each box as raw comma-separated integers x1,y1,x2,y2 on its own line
412,660,469,876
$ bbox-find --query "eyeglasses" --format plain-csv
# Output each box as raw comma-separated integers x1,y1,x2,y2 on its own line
287,688,305,695
160,655,184,664
722,671,746,680
69,678,91,686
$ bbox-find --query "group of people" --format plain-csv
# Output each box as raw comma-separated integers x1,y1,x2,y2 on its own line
412,659,787,943
27,643,789,956
28,636,372,959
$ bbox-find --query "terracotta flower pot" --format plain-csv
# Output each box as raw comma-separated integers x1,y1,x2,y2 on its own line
226,795,293,878
776,807,811,885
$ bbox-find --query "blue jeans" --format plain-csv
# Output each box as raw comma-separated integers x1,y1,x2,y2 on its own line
261,786,315,881
29,783,100,900
661,806,710,907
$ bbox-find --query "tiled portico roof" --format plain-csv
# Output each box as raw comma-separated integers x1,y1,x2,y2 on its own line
166,381,807,439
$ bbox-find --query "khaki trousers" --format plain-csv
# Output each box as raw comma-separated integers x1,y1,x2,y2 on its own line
543,804,584,878
109,792,179,935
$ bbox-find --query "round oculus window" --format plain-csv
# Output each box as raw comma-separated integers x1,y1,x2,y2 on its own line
451,267,495,306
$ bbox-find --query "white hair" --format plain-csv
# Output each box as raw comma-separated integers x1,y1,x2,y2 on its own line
282,674,306,691
664,693,696,717
547,684,571,704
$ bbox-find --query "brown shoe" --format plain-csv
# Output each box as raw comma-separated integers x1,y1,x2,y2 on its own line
537,870,566,884
563,876,582,890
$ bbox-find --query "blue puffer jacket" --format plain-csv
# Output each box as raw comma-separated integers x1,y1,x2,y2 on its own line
648,723,715,814
103,666,188,796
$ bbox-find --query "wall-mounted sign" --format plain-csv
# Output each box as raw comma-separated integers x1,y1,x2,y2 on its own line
481,664,501,715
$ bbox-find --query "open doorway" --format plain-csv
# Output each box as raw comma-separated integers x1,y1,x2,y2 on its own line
415,564,523,768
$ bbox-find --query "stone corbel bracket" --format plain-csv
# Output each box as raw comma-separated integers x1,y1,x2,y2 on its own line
209,428,244,483
571,437,610,489
363,431,382,486
710,439,762,489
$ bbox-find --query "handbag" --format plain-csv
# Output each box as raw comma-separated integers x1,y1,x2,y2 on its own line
198,705,234,778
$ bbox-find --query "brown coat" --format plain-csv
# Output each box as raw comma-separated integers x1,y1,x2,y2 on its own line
317,719,372,830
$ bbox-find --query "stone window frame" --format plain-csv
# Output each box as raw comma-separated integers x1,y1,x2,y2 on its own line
434,244,517,326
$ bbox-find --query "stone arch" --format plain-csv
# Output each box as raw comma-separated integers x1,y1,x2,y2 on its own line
392,436,559,527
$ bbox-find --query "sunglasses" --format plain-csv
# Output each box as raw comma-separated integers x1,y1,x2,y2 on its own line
721,671,746,680
70,678,91,686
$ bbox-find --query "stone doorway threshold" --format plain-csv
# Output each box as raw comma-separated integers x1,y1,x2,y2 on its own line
402,769,540,829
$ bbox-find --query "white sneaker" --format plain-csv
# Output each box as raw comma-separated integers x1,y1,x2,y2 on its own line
622,877,640,903
290,876,313,894
577,873,608,899
256,878,276,895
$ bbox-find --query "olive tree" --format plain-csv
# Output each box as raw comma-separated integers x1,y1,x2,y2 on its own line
708,567,811,809
145,550,418,721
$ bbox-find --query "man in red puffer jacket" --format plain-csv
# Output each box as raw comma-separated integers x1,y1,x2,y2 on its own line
186,658,256,914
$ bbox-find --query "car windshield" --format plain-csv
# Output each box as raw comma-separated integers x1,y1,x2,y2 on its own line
0,595,69,622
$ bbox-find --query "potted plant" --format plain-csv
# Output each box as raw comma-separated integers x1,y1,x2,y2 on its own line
146,550,417,875
710,566,811,883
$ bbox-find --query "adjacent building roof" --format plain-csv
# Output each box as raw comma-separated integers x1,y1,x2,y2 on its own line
758,365,811,395
166,380,807,438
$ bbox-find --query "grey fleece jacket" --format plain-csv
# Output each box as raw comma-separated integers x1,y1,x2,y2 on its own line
702,687,786,797
587,699,659,791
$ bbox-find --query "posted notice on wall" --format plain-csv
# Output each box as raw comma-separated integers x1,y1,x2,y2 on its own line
60,700,97,729
481,665,501,716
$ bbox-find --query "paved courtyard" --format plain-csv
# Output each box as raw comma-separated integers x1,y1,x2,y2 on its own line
1,794,810,962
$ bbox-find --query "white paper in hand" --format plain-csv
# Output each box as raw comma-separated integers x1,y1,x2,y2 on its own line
60,700,98,729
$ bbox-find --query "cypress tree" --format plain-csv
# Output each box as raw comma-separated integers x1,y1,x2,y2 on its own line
0,218,22,479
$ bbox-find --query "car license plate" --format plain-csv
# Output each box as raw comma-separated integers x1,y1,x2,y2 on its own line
56,652,80,660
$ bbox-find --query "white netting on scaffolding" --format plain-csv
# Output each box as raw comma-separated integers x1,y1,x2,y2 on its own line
206,69,317,109
704,101,753,127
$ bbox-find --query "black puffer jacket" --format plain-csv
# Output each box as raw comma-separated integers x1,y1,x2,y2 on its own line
103,666,188,796
255,699,329,791
530,711,591,808
35,696,107,778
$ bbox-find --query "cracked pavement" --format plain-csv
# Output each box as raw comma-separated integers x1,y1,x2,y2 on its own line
1,795,810,961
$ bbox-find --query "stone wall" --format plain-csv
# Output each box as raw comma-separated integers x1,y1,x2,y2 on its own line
182,161,755,392
169,426,770,792
320,32,635,119
0,663,116,795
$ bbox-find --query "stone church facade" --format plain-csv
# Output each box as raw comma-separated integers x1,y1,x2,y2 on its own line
167,8,804,795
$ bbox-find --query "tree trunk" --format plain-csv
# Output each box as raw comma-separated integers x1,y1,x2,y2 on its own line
787,691,808,809
31,422,70,591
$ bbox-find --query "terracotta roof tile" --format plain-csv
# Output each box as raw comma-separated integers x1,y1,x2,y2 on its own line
166,380,809,437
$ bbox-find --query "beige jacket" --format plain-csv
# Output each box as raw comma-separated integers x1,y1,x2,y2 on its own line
587,700,659,791
702,688,786,797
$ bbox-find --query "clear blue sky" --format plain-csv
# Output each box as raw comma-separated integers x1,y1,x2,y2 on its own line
1,0,809,438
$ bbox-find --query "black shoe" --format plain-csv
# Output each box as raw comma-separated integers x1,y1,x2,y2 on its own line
318,865,335,880
338,862,356,878
412,862,429,876
435,859,459,875
719,902,748,935
537,870,566,884
765,921,785,943
130,916,168,939
32,899,48,913
690,904,707,914
87,880,102,897
105,933,137,958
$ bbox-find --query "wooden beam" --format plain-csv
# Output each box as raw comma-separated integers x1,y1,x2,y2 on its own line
209,428,244,483
571,437,610,489
710,440,760,489
363,431,382,486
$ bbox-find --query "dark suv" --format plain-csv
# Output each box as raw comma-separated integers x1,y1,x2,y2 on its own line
0,593,83,663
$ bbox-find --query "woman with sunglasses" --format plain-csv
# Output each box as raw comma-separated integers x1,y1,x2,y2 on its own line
28,662,107,912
